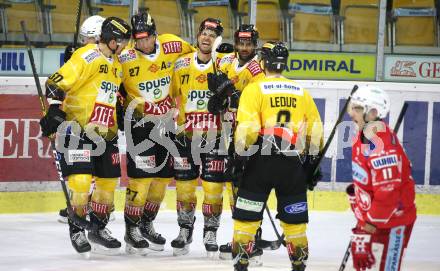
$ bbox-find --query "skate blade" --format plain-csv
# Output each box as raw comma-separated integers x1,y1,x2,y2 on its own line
91,244,121,256
79,251,91,259
249,255,263,267
172,245,190,256
57,216,68,224
219,252,232,260
125,244,149,256
206,251,217,259
146,242,165,252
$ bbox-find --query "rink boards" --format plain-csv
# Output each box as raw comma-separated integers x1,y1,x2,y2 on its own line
0,78,439,213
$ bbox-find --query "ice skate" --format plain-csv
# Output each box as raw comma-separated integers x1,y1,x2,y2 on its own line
140,220,166,251
124,224,150,255
219,242,232,260
171,224,194,256
203,227,218,258
68,220,91,259
88,227,121,256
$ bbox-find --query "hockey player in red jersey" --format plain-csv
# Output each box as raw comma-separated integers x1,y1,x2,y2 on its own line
346,86,416,271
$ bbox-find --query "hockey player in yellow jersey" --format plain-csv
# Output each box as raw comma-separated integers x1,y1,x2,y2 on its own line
231,42,323,271
39,17,131,256
169,18,228,257
206,24,266,261
118,12,195,254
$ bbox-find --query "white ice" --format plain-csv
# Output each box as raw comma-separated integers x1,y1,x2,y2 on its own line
0,211,439,271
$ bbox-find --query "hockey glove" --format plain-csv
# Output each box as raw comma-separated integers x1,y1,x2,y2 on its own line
63,44,78,63
346,183,356,213
229,90,241,111
226,153,247,186
216,42,234,54
39,104,66,137
303,155,322,191
207,72,234,96
208,93,229,114
350,228,376,271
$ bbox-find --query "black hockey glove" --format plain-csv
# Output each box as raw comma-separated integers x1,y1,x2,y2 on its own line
303,155,322,191
39,104,66,137
229,90,241,111
207,72,234,96
63,44,78,63
208,93,229,114
226,153,247,186
216,42,234,54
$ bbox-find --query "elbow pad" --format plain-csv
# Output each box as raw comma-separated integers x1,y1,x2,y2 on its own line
45,80,65,105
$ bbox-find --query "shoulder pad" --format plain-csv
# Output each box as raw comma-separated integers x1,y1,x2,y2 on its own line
247,60,263,76
118,48,137,64
174,55,191,71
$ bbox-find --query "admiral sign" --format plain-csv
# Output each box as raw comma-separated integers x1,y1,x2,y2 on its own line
384,55,440,83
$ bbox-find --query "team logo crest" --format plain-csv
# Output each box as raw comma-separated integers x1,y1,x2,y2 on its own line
196,74,207,83
149,64,159,73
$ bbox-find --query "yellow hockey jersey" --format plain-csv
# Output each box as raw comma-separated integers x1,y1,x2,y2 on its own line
46,43,123,140
118,34,195,118
171,51,223,135
218,53,265,92
235,76,323,153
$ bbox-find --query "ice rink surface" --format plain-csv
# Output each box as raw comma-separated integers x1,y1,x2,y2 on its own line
0,211,439,271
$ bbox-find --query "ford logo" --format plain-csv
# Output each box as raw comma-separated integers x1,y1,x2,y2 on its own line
284,202,308,214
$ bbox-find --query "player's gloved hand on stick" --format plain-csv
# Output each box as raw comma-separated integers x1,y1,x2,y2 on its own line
207,72,234,96
116,92,125,131
302,155,322,190
350,227,376,271
346,183,356,213
39,104,66,137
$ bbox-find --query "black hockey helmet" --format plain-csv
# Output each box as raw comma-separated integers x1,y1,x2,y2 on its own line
100,17,131,43
131,12,156,39
234,24,259,46
198,18,223,36
260,41,288,72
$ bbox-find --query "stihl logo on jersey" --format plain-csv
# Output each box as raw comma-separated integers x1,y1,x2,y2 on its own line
144,96,173,115
371,154,398,169
139,76,171,93
111,153,120,165
195,74,207,83
207,159,225,173
89,103,115,127
247,61,263,76
148,64,159,73
162,41,182,54
185,112,220,131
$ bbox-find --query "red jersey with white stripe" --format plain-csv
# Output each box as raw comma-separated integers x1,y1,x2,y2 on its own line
351,122,416,229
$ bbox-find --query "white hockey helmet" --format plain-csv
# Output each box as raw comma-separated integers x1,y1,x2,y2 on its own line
350,86,391,119
80,15,105,39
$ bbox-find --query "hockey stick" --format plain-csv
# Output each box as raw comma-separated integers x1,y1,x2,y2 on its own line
338,101,409,271
21,21,96,231
73,0,83,48
256,85,360,250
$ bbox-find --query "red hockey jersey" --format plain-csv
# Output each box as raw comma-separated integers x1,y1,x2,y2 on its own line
351,122,416,229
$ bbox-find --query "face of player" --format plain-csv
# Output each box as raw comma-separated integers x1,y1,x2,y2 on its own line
109,39,129,55
236,39,256,62
197,29,217,54
348,102,378,129
135,35,156,54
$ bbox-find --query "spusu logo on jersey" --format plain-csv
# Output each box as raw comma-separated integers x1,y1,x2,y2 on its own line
162,41,182,54
139,76,171,93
